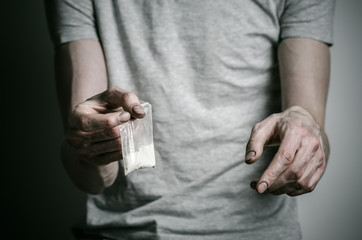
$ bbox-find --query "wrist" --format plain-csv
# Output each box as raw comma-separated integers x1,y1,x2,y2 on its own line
284,105,325,129
284,105,314,119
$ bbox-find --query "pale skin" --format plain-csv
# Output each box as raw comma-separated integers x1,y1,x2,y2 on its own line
246,38,330,196
56,38,330,196
56,40,145,194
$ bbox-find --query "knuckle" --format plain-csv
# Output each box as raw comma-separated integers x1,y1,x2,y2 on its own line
253,122,262,132
295,180,307,190
104,117,117,129
289,105,301,112
117,137,122,146
104,86,123,100
299,133,320,151
269,113,279,121
317,155,326,168
108,86,120,93
280,150,294,164
309,136,320,151
107,86,125,97
295,126,308,137
265,170,278,182
72,104,88,118
270,113,277,118
79,116,91,131
289,167,302,181
72,104,83,114
313,122,321,132
320,155,326,165
109,127,121,138
103,88,113,98
121,91,137,103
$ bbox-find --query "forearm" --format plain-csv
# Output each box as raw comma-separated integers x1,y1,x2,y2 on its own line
278,37,330,129
55,40,118,193
278,37,330,160
55,40,108,129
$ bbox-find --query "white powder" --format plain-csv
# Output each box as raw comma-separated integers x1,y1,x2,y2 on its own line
123,144,156,175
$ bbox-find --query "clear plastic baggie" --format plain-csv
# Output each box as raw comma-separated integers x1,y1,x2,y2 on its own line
119,101,156,175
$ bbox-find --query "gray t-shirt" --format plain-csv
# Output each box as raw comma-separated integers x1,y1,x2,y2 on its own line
46,1,335,239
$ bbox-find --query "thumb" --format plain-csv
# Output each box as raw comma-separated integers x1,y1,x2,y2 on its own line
245,114,279,164
99,86,145,119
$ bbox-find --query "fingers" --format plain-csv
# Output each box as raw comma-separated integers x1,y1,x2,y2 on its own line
69,86,143,132
67,118,127,166
86,151,123,166
248,107,329,196
287,167,324,196
255,131,301,193
245,114,279,164
252,132,326,196
69,110,131,132
67,125,122,147
250,179,258,190
266,142,311,192
79,138,122,157
273,169,323,197
100,86,145,119
67,122,125,166
78,138,123,165
285,150,325,196
66,86,144,167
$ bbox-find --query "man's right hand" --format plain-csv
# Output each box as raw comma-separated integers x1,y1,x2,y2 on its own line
66,86,145,166
61,86,144,194
54,40,141,194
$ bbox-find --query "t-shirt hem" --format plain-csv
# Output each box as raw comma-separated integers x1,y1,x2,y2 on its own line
280,28,333,47
52,31,99,48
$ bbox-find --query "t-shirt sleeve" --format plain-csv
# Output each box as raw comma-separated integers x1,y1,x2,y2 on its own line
279,0,336,46
45,0,98,48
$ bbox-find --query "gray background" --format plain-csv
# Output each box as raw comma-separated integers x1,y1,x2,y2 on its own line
2,1,361,239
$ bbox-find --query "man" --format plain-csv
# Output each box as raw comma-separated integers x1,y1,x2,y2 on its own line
45,0,335,239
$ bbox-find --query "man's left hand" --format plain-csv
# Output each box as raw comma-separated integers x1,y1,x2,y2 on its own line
245,106,329,197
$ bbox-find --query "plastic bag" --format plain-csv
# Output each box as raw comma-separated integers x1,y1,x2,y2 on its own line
119,102,156,175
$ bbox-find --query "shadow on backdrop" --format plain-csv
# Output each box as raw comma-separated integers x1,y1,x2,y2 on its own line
2,1,85,239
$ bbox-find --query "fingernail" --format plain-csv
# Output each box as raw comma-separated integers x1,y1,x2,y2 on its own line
132,105,145,115
250,181,257,189
119,112,130,122
245,151,256,163
257,182,268,193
